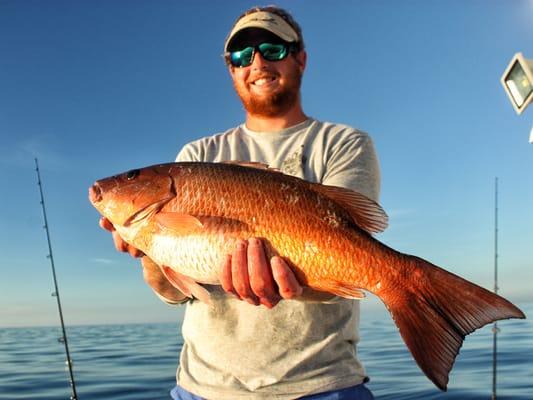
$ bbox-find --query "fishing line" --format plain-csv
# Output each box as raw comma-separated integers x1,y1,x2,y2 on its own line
35,158,79,400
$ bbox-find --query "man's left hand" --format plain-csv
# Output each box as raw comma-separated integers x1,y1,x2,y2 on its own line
219,238,303,308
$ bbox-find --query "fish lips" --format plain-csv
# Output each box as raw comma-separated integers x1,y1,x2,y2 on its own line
89,184,103,204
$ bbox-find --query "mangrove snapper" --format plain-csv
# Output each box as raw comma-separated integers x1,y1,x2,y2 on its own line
89,161,525,391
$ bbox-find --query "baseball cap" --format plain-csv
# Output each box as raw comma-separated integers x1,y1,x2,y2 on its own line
224,10,300,52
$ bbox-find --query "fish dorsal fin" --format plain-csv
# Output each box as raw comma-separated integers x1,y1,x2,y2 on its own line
155,212,204,234
311,184,388,234
221,160,281,172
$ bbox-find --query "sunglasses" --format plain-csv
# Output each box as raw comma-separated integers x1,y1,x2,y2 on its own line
226,42,297,68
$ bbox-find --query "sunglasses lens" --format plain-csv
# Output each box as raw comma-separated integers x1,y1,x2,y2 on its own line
230,46,254,67
258,43,288,61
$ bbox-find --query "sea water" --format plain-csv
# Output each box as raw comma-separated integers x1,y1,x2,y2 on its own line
1,303,531,400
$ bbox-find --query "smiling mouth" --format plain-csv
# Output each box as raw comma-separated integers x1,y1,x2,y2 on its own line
251,76,277,86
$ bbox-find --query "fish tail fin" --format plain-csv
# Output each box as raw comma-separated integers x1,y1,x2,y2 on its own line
379,255,525,391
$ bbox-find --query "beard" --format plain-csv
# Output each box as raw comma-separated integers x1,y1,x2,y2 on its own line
235,67,302,117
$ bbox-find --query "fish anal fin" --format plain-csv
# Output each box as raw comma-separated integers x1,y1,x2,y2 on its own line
162,266,212,305
311,184,388,234
156,212,204,234
314,279,365,299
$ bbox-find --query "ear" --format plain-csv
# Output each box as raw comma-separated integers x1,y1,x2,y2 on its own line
295,50,307,74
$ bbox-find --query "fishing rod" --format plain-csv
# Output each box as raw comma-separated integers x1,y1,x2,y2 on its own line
35,158,79,400
491,177,499,400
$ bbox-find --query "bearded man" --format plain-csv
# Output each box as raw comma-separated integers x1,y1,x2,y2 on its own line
101,6,380,400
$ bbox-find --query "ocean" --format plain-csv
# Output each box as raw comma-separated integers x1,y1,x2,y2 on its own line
1,303,531,400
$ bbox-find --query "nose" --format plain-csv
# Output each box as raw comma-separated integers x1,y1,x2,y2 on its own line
89,184,102,204
250,50,269,70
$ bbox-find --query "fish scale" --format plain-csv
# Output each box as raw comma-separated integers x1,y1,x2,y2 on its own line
89,161,525,391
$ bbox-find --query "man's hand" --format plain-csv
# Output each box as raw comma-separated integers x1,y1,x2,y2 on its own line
220,238,303,308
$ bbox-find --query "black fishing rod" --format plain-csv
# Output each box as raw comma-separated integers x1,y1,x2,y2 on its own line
491,177,499,400
35,158,79,400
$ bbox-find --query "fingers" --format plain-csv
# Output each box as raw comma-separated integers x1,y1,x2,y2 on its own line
127,245,144,258
219,238,289,308
271,256,303,299
247,238,281,308
99,217,114,232
231,240,258,305
220,254,234,294
100,217,144,258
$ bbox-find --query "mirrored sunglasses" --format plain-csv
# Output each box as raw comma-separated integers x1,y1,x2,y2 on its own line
227,42,296,68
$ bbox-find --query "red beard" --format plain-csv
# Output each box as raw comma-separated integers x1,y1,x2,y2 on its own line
235,68,302,117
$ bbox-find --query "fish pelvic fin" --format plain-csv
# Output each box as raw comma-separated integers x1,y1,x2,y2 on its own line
161,266,212,305
380,256,525,391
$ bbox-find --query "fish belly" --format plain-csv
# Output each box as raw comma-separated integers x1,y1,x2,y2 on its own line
147,232,241,284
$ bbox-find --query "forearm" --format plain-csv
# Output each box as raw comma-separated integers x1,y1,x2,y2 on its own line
141,257,189,304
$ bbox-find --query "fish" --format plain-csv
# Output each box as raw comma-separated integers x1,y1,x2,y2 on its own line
88,161,525,391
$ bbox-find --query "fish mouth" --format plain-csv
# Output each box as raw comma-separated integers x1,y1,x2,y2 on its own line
89,184,102,204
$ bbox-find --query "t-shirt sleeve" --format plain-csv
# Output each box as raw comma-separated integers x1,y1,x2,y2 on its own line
176,141,202,162
321,130,381,203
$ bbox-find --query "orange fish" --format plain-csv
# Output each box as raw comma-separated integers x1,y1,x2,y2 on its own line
89,161,525,391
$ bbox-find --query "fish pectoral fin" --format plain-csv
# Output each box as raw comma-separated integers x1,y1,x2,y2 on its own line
161,266,212,305
310,184,388,234
316,280,366,299
124,196,174,226
155,212,204,234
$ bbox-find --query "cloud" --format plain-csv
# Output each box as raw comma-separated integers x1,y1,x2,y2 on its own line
0,134,69,170
91,258,116,265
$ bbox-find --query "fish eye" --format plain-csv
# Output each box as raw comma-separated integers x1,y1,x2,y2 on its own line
125,169,140,180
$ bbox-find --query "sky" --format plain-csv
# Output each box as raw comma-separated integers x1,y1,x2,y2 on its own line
0,0,531,328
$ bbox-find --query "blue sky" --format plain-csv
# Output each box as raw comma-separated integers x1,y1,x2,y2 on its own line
1,1,531,327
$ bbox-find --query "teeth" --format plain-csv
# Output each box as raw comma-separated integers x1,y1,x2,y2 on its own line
253,77,275,86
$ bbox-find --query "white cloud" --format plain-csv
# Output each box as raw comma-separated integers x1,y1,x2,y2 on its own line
91,258,116,265
0,134,68,169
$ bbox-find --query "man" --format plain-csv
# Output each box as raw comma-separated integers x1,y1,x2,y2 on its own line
100,6,380,400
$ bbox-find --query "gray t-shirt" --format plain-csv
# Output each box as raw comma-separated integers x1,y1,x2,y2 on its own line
173,118,380,399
